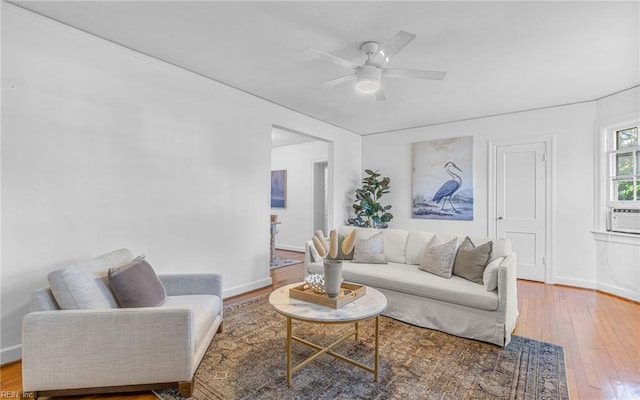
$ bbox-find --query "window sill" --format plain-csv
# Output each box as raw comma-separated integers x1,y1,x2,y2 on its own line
591,230,640,246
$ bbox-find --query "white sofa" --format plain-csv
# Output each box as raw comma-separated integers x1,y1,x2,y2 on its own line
22,248,223,399
306,227,519,346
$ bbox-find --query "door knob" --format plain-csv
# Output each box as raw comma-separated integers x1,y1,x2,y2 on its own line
497,216,503,220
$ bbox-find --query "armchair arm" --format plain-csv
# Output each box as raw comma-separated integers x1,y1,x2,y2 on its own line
159,273,222,298
22,308,193,391
497,252,519,346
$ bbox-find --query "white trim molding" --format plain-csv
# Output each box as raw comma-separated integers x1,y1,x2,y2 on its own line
223,278,272,299
597,282,640,303
591,230,640,246
593,114,640,231
276,244,305,253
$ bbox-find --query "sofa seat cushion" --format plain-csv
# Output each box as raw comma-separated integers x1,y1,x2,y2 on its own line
309,261,498,311
161,295,221,349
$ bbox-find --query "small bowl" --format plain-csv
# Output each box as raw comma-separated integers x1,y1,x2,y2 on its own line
304,273,326,294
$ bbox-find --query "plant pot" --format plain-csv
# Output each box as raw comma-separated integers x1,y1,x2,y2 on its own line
323,260,343,299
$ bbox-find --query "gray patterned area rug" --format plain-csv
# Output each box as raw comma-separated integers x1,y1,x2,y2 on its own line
269,258,303,270
155,296,568,400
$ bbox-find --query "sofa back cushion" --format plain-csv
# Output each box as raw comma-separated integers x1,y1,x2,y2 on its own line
382,229,409,263
31,287,60,311
342,227,410,263
468,236,511,259
47,248,135,309
406,232,462,265
406,231,434,264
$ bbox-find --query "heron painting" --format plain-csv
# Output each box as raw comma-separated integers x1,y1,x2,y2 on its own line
411,137,473,220
432,161,463,212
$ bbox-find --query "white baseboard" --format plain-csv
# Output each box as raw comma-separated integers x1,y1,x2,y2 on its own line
552,276,639,302
597,282,639,302
1,344,22,365
552,276,597,290
223,278,272,299
276,244,305,253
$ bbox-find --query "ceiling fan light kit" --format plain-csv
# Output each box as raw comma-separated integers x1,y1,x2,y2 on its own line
306,30,446,101
356,65,381,93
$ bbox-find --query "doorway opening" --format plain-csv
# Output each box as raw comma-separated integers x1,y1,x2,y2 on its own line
271,126,331,252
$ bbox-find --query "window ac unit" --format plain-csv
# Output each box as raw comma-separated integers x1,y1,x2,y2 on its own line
610,208,640,234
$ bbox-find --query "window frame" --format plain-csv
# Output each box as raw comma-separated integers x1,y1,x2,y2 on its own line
606,123,640,207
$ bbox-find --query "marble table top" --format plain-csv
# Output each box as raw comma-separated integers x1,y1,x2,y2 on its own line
269,282,387,322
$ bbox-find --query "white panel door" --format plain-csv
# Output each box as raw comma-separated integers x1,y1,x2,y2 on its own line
496,142,547,282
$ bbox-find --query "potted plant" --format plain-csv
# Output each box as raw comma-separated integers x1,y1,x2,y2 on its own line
348,169,394,228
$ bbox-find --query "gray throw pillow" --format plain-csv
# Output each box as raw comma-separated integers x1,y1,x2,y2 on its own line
108,259,167,307
353,231,387,264
419,236,458,278
453,237,493,284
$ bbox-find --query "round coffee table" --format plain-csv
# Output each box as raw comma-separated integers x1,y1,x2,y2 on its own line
269,282,387,387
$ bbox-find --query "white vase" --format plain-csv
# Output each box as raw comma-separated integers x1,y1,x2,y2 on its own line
323,260,343,299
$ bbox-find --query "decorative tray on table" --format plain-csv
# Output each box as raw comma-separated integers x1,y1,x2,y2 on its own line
289,282,366,309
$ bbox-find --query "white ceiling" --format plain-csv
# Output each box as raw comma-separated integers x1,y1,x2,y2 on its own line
11,1,640,136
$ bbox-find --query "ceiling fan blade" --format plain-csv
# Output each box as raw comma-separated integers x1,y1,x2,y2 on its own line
374,88,386,101
303,47,359,70
371,30,416,65
383,68,447,80
315,74,355,90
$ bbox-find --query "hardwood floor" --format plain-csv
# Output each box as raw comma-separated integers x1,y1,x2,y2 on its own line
2,250,638,399
513,281,640,400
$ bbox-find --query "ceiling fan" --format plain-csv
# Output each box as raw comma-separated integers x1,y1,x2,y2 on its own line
304,30,446,101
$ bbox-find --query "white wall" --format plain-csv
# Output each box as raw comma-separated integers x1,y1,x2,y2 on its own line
0,5,361,363
271,141,328,252
592,87,640,301
362,102,598,287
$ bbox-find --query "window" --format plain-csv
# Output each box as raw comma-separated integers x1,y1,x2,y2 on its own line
608,125,640,204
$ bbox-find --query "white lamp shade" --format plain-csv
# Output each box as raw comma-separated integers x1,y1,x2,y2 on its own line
356,65,381,93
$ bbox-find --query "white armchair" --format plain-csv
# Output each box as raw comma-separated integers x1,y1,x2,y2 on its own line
21,249,223,399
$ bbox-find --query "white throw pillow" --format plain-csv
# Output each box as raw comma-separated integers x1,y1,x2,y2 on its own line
483,257,505,291
418,236,458,278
